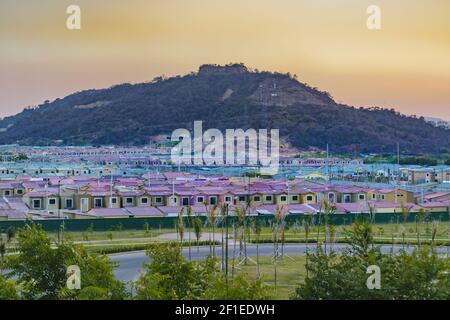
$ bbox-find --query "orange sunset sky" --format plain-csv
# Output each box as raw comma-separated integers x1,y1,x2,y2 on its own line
0,0,449,119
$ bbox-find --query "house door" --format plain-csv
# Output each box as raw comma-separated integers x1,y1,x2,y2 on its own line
80,198,89,212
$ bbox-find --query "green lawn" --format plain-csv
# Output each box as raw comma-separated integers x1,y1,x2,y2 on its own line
2,221,449,255
47,220,450,243
232,255,307,299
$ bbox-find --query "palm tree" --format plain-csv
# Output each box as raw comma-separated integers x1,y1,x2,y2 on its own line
417,208,427,246
400,202,411,224
303,215,312,278
219,204,226,271
431,221,438,250
272,205,287,292
275,205,287,257
0,240,6,262
6,226,16,243
193,216,203,254
235,205,246,262
177,207,185,247
271,218,278,294
205,203,218,258
321,199,335,254
304,215,311,243
231,222,238,279
377,226,384,242
398,224,406,249
243,199,253,263
368,202,376,223
186,206,193,260
251,218,262,277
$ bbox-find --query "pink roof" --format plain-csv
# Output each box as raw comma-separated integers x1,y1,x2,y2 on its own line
118,190,145,197
335,203,370,213
157,206,206,215
90,208,130,217
88,191,114,197
420,202,450,208
175,190,199,196
125,207,164,217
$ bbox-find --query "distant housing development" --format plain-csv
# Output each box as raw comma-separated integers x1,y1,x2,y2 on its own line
0,171,449,221
0,146,448,221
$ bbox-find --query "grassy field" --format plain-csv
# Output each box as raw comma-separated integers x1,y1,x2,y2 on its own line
233,255,307,299
2,220,449,254
45,220,450,242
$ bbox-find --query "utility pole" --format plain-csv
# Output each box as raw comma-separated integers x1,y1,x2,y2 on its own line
395,142,400,203
225,203,229,297
326,143,330,181
286,175,290,206
58,178,63,244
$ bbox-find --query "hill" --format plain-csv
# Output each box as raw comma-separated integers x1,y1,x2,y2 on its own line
0,63,449,154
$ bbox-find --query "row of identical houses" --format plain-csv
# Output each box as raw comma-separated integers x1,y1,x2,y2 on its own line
20,180,414,213
14,174,450,219
0,172,449,220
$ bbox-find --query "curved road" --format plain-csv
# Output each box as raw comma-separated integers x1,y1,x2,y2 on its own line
110,243,450,282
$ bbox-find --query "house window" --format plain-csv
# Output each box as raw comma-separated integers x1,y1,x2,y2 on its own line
170,196,177,204
4,190,11,196
372,194,376,199
66,199,73,209
238,196,246,202
141,197,148,204
111,197,117,205
292,195,299,201
48,198,57,205
17,189,23,195
254,196,261,202
94,198,103,208
182,197,189,206
265,195,273,201
33,199,41,209
280,196,287,202
381,195,385,200
359,194,365,200
306,195,313,202
197,196,204,204
225,196,232,202
328,193,335,202
125,197,133,204
155,197,163,204
210,196,217,205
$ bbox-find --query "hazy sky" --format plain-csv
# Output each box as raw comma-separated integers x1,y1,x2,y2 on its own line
1,0,449,119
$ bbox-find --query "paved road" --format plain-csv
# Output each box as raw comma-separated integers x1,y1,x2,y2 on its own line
110,243,450,282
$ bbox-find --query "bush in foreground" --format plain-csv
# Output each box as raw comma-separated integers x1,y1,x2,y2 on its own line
2,224,127,300
134,242,273,300
292,219,450,300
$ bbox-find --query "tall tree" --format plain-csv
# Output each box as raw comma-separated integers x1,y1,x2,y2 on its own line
4,224,126,300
